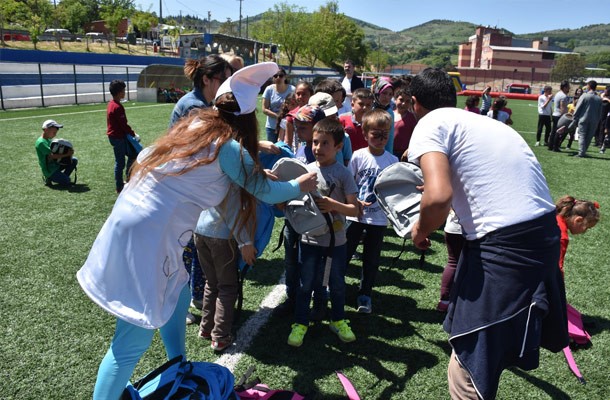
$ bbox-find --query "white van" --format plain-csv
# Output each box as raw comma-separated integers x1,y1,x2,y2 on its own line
45,28,70,35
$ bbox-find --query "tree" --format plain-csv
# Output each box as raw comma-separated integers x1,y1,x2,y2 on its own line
55,0,100,34
218,18,237,36
250,3,308,71
21,0,54,50
551,54,587,82
100,0,135,50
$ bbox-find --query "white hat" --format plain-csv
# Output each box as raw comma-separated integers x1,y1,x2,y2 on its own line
308,92,338,116
42,119,63,129
215,62,279,115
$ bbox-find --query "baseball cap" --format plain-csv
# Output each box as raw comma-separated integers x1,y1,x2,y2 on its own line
215,61,279,115
289,104,326,124
308,92,338,116
42,119,63,129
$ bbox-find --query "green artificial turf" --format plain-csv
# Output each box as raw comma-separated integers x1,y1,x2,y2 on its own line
0,97,608,399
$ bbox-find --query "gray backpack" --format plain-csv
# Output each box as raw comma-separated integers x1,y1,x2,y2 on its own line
373,162,423,239
270,158,329,236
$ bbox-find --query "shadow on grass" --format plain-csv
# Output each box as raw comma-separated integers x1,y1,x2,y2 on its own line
47,183,91,192
508,368,572,399
248,306,440,399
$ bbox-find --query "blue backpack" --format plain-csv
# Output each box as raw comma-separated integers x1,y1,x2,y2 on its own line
122,356,237,400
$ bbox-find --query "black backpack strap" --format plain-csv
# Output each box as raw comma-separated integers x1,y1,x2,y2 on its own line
272,220,286,252
234,263,251,326
390,237,408,268
321,212,335,287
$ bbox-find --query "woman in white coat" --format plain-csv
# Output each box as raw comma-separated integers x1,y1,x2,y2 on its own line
77,62,318,400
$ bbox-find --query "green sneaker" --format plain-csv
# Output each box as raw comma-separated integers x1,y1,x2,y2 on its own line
288,323,308,347
329,319,356,343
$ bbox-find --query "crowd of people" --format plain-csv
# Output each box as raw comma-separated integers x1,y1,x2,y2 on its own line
33,57,605,399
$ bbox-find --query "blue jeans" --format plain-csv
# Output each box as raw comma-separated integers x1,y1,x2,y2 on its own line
266,127,278,143
296,243,347,325
93,284,190,400
283,221,300,301
48,157,78,186
345,222,385,297
109,137,137,191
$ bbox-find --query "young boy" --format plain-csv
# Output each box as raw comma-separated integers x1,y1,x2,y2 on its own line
36,119,78,187
345,109,399,314
340,88,374,152
393,88,417,159
288,118,359,347
107,80,140,193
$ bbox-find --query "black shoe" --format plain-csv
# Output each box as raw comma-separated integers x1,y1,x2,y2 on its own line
553,148,561,152
274,299,295,317
44,178,52,187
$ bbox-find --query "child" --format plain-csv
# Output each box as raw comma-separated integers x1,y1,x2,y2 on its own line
480,86,492,115
536,86,553,146
36,119,78,187
276,93,298,143
288,118,359,347
437,210,465,312
464,95,480,114
345,109,399,314
487,98,511,124
284,80,314,152
107,79,140,193
393,88,417,159
371,78,395,153
555,196,600,278
340,88,374,152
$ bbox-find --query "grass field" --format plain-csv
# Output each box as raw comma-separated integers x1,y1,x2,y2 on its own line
0,98,609,399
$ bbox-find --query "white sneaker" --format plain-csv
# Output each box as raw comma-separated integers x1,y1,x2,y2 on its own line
186,312,197,325
535,141,540,147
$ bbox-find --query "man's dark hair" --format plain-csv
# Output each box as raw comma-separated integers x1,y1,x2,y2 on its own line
109,80,126,97
313,117,344,145
587,80,597,91
409,68,457,111
560,80,570,91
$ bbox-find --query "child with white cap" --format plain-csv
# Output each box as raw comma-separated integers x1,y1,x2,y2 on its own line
35,119,78,187
77,62,318,400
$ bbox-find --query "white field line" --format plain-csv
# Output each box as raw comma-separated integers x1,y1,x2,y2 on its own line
0,103,169,123
215,275,286,372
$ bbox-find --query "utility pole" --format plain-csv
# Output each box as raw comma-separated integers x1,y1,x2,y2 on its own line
208,11,211,34
159,0,163,24
237,0,244,37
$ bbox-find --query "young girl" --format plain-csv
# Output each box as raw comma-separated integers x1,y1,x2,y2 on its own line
555,196,600,277
76,63,318,400
487,98,511,124
276,92,298,143
285,81,314,152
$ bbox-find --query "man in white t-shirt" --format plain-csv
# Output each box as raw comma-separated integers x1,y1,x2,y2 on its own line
338,59,364,116
407,68,568,400
548,80,571,151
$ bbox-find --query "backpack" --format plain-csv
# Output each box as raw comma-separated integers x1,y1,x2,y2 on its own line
234,366,360,400
373,162,423,239
270,158,328,236
121,356,238,400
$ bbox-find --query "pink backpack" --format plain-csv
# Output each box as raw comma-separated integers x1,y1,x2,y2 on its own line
563,303,592,384
235,367,360,400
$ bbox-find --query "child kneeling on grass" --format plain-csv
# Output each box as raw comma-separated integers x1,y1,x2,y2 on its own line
288,118,360,347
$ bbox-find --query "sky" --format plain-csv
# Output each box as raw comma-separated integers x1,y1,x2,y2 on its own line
133,0,609,35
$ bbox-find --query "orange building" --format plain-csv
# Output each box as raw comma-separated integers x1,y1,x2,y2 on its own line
457,26,576,85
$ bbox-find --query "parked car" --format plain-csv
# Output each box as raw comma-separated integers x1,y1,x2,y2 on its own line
3,33,30,41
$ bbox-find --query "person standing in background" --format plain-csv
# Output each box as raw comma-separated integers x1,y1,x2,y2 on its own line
572,80,602,157
262,68,295,142
535,86,553,146
338,59,364,116
548,80,571,152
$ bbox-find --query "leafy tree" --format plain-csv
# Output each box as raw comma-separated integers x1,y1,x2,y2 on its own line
0,0,30,45
19,0,54,50
100,0,135,49
551,54,587,82
251,3,308,71
218,18,237,36
55,0,100,34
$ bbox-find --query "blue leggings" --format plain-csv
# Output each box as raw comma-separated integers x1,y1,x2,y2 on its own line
92,285,190,400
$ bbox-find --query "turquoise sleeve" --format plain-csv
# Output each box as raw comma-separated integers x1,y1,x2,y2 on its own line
218,140,301,203
385,110,395,153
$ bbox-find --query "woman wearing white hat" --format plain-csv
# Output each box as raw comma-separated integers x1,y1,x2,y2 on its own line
77,62,318,400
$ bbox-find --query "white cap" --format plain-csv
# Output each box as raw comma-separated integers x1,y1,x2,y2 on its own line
308,92,338,116
215,62,279,115
42,119,63,129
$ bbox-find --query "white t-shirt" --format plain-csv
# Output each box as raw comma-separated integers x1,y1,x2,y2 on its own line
537,94,552,115
553,91,568,117
408,108,555,240
486,109,510,124
339,76,353,115
348,148,399,226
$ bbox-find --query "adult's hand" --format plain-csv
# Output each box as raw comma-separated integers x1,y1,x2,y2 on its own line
296,171,318,193
410,221,431,250
259,141,281,154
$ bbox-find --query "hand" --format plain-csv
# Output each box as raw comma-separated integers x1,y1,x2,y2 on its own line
296,171,318,193
240,244,256,266
314,196,334,213
259,141,280,154
410,221,431,250
264,169,279,181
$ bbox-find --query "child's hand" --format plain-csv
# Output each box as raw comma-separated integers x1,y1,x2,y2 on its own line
264,169,278,181
259,141,280,154
314,196,335,213
239,244,256,266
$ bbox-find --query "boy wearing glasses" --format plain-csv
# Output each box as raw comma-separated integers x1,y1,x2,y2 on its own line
345,109,398,314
